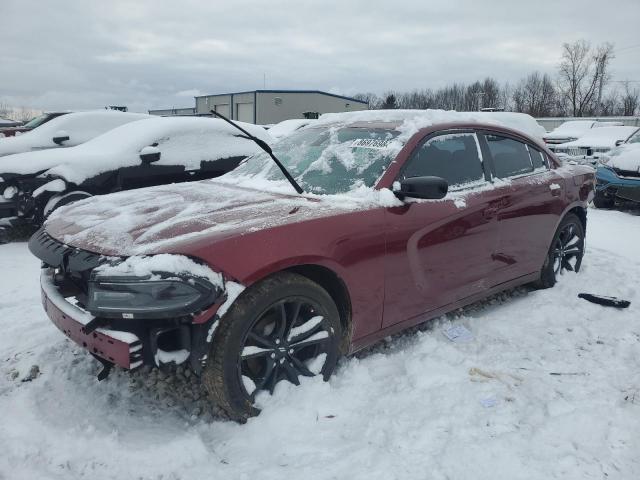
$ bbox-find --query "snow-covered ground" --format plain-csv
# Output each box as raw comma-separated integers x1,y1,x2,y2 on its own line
1,208,639,479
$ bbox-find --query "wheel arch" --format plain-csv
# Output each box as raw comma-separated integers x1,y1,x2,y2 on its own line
281,264,353,354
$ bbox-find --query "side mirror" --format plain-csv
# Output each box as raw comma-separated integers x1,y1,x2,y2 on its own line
52,130,70,145
139,146,161,164
615,140,625,147
394,176,448,200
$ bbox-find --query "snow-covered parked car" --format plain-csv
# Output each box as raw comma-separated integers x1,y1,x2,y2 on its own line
543,120,597,146
0,110,150,157
552,126,640,165
266,119,316,141
29,109,594,421
0,116,272,235
594,130,640,208
0,112,70,138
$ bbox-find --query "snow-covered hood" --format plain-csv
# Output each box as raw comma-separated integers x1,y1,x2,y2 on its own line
607,143,640,171
556,126,639,149
543,121,596,141
43,179,371,257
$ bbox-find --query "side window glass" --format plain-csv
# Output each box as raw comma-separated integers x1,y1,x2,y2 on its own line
485,135,533,178
528,146,547,170
403,133,484,189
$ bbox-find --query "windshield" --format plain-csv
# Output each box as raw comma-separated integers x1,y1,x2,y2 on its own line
628,131,640,144
224,125,402,194
22,114,51,129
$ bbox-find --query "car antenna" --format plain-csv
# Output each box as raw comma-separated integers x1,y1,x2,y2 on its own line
209,109,304,194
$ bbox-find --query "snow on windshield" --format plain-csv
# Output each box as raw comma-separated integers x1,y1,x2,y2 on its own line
224,124,403,195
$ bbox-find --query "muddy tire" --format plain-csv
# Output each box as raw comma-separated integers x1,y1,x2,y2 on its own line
202,272,342,421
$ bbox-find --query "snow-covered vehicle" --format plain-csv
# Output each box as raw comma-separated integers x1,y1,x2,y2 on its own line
29,109,594,420
552,126,640,165
0,112,70,138
594,130,640,208
0,110,150,157
543,120,597,146
0,117,272,236
266,119,316,141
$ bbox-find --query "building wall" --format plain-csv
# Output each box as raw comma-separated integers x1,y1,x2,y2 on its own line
195,91,367,124
148,108,195,116
256,92,366,124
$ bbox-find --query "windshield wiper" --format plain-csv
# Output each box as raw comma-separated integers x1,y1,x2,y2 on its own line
209,109,304,194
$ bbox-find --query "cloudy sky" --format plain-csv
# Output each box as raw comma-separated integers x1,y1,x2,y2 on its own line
1,0,639,113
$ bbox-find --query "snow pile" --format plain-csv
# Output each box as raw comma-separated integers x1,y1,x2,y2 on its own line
0,110,151,157
0,117,272,185
267,119,316,140
1,208,640,478
607,143,640,171
318,109,546,140
94,254,223,286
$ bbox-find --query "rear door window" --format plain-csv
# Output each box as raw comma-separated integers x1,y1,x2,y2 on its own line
401,133,485,190
528,146,547,170
484,134,534,178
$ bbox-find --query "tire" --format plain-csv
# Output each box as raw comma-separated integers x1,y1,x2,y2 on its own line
202,272,343,421
535,213,585,289
593,192,614,209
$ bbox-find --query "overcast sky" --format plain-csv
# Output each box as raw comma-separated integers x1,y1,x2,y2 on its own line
1,0,639,113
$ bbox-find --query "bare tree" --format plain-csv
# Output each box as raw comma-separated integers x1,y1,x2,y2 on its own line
0,101,11,119
620,81,640,116
353,92,381,110
558,40,615,116
15,106,37,122
512,72,557,116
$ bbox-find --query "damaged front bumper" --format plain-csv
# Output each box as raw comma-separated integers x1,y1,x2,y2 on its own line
30,229,234,378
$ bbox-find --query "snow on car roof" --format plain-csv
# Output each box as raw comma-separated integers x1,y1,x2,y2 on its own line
0,110,151,157
317,109,546,140
268,119,316,140
556,126,640,149
0,117,273,185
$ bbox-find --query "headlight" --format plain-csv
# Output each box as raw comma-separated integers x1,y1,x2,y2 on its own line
3,186,18,200
86,274,220,319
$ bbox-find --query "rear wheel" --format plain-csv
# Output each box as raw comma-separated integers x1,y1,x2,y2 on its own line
202,272,342,421
536,213,585,289
593,191,614,209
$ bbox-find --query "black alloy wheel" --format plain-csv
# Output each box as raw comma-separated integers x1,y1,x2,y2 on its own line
203,272,342,421
536,212,585,288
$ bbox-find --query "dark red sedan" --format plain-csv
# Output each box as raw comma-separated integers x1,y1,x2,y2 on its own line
29,112,595,420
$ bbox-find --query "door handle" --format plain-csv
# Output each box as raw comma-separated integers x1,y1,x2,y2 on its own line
549,183,562,197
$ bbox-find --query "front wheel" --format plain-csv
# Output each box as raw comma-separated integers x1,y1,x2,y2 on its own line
202,272,343,421
535,213,585,289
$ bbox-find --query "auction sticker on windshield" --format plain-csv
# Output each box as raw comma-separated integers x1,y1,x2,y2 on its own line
350,138,393,149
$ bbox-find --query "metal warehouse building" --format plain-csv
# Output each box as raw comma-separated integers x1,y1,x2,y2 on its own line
194,90,368,124
148,107,196,116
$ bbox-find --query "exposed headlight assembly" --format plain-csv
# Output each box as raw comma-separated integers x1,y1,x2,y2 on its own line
3,185,18,200
86,273,221,319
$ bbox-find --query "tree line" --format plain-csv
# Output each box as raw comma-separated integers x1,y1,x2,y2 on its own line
354,40,639,117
